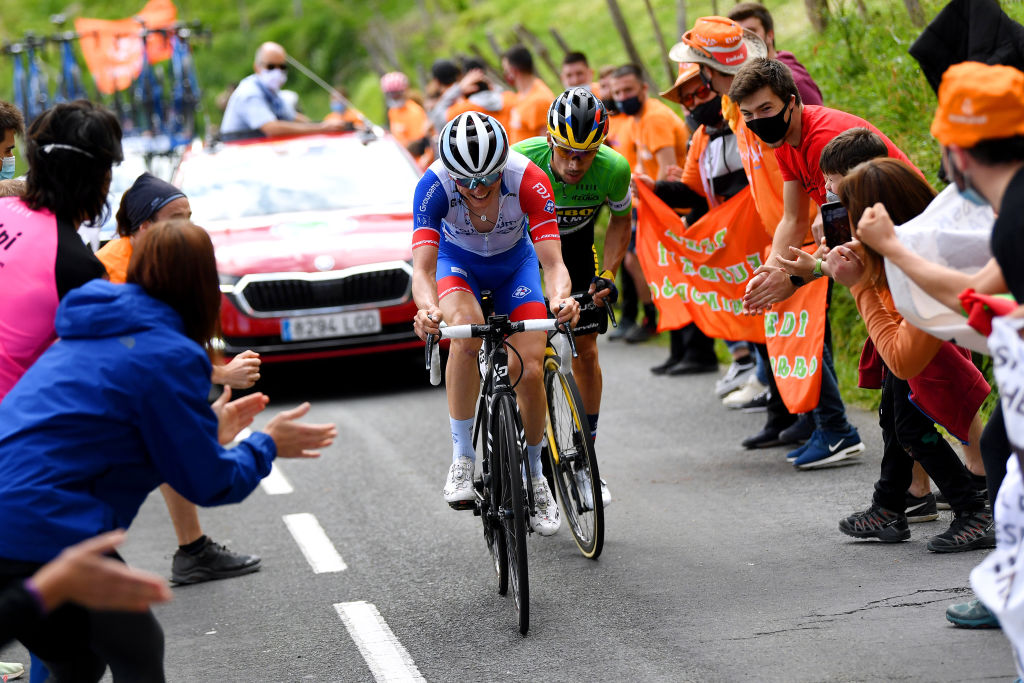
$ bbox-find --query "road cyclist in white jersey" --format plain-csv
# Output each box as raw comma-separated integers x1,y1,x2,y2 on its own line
411,112,579,535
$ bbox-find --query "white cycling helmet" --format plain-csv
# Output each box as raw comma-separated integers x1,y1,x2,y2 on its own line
438,111,509,179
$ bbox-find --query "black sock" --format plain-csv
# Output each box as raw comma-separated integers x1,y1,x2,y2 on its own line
736,354,754,367
180,534,209,555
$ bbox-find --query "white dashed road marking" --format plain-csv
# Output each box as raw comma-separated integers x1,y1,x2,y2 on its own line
260,462,294,495
335,601,425,682
283,513,347,573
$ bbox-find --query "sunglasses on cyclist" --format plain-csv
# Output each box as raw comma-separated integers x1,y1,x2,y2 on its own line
263,63,288,71
452,170,501,190
680,82,713,110
551,144,598,162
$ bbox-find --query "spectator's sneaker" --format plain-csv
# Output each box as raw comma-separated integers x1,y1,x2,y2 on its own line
786,430,820,463
946,598,1000,628
650,356,681,375
739,389,770,413
715,360,755,397
442,456,475,508
927,509,995,553
623,317,657,343
839,504,910,542
779,413,815,445
905,492,939,523
793,428,865,469
742,426,786,449
607,317,635,341
937,473,989,510
0,661,24,680
722,375,767,409
530,477,561,536
171,538,262,585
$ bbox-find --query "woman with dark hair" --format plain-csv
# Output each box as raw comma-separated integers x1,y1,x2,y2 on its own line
96,173,265,585
827,158,992,552
0,219,337,681
0,100,121,399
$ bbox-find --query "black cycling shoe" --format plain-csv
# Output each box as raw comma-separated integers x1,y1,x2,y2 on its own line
171,537,262,585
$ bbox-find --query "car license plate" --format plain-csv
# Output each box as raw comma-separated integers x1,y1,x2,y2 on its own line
281,310,382,341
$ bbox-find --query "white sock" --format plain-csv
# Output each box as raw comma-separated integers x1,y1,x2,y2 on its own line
527,441,543,480
450,417,475,463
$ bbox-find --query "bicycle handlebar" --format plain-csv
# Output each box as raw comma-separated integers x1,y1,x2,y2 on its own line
424,317,576,386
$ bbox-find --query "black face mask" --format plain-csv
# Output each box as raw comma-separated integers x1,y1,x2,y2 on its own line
745,99,794,145
616,95,642,116
688,95,724,129
601,97,619,115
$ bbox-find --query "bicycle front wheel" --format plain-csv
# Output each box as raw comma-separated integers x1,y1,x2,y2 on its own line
493,393,529,635
545,367,604,559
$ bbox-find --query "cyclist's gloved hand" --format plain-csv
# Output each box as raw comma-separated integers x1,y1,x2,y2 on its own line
589,270,618,307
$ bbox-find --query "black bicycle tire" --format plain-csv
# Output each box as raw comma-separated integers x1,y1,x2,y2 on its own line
545,365,604,559
493,393,529,635
481,390,507,596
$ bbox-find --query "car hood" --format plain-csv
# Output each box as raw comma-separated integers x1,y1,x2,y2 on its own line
205,210,413,275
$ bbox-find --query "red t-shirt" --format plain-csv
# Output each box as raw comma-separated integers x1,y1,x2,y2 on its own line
774,105,915,206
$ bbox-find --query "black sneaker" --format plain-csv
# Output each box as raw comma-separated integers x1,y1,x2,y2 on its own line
935,474,988,511
650,356,681,375
926,509,995,553
607,317,635,341
778,414,814,445
904,492,939,523
171,538,262,585
839,505,910,542
739,390,770,413
624,317,657,343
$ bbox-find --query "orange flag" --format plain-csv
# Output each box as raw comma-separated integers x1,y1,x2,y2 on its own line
764,271,828,413
75,0,178,95
635,181,771,342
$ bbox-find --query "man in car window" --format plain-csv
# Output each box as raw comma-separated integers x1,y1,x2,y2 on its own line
220,42,350,139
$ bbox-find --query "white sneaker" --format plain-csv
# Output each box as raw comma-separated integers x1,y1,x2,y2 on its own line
442,456,475,505
0,661,24,680
715,360,755,397
722,374,767,409
530,477,561,536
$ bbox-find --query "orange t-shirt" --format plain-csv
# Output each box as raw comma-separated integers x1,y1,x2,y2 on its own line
507,78,554,144
604,112,636,169
387,99,430,148
625,97,689,179
95,237,133,284
680,126,707,198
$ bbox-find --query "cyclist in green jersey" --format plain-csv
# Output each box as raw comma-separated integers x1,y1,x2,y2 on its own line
513,87,632,506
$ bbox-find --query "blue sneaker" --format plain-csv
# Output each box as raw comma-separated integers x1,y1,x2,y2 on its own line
786,429,820,463
793,427,865,470
946,598,1000,628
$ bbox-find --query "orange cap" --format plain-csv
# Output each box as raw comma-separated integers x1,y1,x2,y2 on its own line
668,16,766,75
660,63,701,103
930,62,1024,147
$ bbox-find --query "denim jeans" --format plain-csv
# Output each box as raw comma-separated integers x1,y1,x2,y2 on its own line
812,341,853,434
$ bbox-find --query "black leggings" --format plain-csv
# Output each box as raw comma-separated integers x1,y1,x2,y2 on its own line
0,557,166,683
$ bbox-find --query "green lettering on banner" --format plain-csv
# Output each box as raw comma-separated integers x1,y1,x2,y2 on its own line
699,237,714,254
769,356,777,374
793,356,808,379
729,298,743,315
681,256,696,275
765,312,779,337
746,253,763,272
685,237,699,252
775,355,792,378
797,310,809,337
697,265,719,282
664,229,684,245
727,263,749,283
661,276,675,298
676,283,689,301
779,311,797,337
713,267,734,284
714,228,727,250
657,242,673,267
809,355,818,377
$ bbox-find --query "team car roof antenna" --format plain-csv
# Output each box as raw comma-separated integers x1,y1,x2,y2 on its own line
283,53,384,140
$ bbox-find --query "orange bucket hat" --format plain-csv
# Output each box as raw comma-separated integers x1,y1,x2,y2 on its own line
660,63,702,104
931,62,1024,147
668,16,766,75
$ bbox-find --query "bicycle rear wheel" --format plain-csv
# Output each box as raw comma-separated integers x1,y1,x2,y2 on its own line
493,393,529,635
545,365,604,559
480,425,508,597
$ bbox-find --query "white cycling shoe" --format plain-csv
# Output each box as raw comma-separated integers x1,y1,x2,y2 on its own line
530,477,561,536
443,456,475,508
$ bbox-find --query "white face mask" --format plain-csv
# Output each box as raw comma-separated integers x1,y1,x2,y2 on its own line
257,68,287,92
0,155,14,180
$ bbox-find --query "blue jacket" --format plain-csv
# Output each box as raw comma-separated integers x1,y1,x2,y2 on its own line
0,280,276,563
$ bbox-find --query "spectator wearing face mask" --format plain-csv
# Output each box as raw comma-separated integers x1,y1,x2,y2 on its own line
440,59,510,132
379,71,431,154
220,42,350,139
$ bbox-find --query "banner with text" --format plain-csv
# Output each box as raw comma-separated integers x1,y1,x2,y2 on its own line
76,0,178,95
764,273,828,413
635,182,770,342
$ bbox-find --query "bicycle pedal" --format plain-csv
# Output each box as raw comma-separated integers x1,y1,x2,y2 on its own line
448,499,475,511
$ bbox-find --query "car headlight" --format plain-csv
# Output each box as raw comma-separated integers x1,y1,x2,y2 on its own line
219,273,241,293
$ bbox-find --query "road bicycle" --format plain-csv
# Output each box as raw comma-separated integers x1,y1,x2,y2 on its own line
168,23,203,148
542,290,614,560
50,14,87,103
425,294,577,635
23,32,49,122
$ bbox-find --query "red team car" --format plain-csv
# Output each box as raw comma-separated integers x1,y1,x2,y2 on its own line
175,131,422,363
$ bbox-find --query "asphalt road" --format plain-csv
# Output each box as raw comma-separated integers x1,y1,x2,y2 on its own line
2,337,1016,682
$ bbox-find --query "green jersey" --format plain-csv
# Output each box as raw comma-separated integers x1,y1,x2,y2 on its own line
512,137,632,238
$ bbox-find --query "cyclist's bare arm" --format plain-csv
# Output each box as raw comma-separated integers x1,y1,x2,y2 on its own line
412,245,442,340
259,119,349,137
601,212,631,279
534,240,579,325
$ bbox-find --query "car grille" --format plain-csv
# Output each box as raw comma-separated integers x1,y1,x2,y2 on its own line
239,268,410,314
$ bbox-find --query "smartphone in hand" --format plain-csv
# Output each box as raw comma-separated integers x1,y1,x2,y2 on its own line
820,201,852,249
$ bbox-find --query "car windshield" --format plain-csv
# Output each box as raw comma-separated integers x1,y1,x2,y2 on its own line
179,135,420,222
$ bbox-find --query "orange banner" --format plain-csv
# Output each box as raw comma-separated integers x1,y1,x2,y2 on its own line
635,182,771,342
764,273,828,413
75,0,178,95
